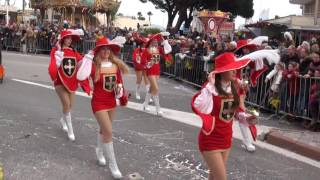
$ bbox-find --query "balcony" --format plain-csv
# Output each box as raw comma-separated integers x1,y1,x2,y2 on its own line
290,0,314,4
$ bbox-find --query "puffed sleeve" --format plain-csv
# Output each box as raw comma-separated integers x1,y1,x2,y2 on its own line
193,83,217,114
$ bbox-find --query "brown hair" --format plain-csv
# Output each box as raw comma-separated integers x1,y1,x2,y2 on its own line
214,73,240,110
93,48,129,82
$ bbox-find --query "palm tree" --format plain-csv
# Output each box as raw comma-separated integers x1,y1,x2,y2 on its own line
137,12,143,19
147,11,153,26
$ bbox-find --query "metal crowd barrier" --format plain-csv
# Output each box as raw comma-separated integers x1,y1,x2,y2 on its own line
122,44,134,64
3,36,21,51
35,37,51,54
246,72,320,121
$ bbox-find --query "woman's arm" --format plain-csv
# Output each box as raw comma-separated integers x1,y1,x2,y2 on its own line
77,51,94,81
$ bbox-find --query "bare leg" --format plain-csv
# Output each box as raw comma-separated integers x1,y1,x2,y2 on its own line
202,151,227,180
94,109,122,178
55,85,75,141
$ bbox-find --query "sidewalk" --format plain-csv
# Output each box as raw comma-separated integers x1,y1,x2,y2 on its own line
266,128,320,161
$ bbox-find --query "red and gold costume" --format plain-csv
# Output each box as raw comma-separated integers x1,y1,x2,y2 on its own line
132,47,147,71
191,53,252,152
90,62,124,113
48,30,90,94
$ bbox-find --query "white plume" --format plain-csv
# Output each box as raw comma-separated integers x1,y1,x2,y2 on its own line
284,32,293,41
160,32,170,36
248,36,269,46
239,49,280,66
111,36,126,47
68,29,84,36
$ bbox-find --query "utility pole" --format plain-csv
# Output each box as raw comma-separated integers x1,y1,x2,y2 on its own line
6,0,9,26
216,0,219,10
22,0,25,13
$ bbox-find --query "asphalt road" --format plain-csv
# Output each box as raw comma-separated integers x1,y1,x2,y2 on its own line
0,52,319,180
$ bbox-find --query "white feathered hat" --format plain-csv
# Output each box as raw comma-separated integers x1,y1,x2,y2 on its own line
284,31,293,41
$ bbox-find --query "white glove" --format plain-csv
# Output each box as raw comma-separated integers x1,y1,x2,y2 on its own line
116,84,124,99
77,50,94,81
55,50,64,67
162,39,172,54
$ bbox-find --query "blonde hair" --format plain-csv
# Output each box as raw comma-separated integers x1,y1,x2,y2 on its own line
93,49,129,82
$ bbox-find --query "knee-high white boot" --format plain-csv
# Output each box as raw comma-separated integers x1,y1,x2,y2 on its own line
143,92,151,111
96,133,106,166
145,84,150,92
135,84,141,100
152,95,163,116
60,116,68,132
64,112,75,141
239,122,255,152
103,142,123,179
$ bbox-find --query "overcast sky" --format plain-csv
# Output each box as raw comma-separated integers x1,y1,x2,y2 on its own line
12,0,302,28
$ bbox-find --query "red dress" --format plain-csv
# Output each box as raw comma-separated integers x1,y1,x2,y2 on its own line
90,63,123,113
142,47,165,76
132,48,146,71
192,82,241,152
48,47,90,94
198,94,235,152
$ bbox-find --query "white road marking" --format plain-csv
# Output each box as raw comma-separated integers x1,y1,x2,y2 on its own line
3,51,50,60
11,78,320,168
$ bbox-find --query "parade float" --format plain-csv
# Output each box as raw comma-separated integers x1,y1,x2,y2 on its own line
30,0,121,28
191,10,234,40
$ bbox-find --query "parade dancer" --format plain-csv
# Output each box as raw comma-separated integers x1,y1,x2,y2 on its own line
142,33,172,115
48,29,90,141
132,34,150,100
191,53,251,180
77,37,129,179
238,49,280,152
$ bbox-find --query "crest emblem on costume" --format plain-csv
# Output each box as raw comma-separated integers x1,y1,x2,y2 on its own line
103,75,117,92
220,99,235,122
62,57,76,77
151,54,161,64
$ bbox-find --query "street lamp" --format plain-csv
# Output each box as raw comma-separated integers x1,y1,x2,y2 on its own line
6,0,9,26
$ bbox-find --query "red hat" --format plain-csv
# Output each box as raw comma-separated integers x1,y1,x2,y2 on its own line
133,32,149,44
60,30,80,42
235,39,257,53
93,37,121,55
212,52,251,74
146,33,163,47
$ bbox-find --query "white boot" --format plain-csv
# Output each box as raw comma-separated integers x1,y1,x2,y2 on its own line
143,92,151,111
96,133,106,166
64,112,75,141
135,84,141,100
60,117,68,132
103,142,123,179
152,95,163,116
239,122,255,152
145,85,153,103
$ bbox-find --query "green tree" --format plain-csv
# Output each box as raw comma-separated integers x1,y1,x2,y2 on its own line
141,0,254,33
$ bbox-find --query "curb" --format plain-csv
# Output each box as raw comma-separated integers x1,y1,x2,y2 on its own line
266,129,320,161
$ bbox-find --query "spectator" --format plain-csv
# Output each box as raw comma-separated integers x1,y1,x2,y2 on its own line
306,71,320,130
283,62,300,115
311,43,320,53
281,45,299,67
305,52,320,78
298,47,312,75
